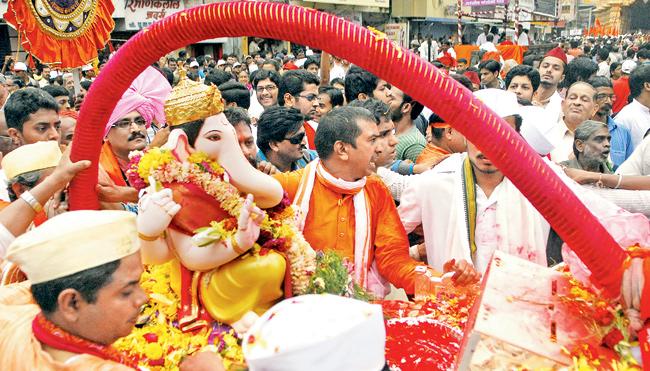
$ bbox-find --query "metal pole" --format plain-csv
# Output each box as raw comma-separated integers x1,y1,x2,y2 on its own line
514,0,520,42
457,0,463,44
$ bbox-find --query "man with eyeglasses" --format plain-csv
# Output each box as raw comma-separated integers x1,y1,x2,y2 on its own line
588,76,634,170
256,106,318,172
248,69,281,124
97,67,171,206
278,70,320,150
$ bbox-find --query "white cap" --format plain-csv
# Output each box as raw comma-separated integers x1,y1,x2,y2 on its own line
244,294,386,371
204,54,212,59
622,60,637,74
189,61,200,68
81,64,93,72
233,62,241,68
13,62,27,71
217,59,226,66
519,105,557,156
6,211,140,284
473,89,519,118
49,71,60,79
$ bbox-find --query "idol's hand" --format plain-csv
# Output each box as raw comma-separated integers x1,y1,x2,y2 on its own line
621,258,645,332
234,194,266,252
137,188,181,238
443,259,481,286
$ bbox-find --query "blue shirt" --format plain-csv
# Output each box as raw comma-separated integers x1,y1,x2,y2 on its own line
257,149,318,171
607,116,635,170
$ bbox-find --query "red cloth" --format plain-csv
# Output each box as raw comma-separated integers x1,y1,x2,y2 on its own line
304,121,316,150
499,40,514,46
463,71,480,86
437,52,457,67
612,76,630,115
32,313,138,369
544,47,568,65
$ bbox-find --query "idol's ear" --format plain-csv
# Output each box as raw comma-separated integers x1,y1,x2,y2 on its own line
164,129,193,162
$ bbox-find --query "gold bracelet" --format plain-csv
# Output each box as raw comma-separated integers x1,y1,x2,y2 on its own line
20,191,43,213
138,232,161,241
231,235,249,255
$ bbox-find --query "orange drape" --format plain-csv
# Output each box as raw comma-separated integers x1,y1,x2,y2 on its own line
453,45,527,64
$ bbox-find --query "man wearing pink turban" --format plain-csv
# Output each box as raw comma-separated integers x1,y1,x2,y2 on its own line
98,67,171,203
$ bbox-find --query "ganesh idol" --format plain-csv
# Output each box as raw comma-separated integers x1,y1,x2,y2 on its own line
129,71,315,333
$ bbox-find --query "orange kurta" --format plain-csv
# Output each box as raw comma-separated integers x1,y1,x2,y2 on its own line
0,282,132,370
415,144,451,167
274,170,424,294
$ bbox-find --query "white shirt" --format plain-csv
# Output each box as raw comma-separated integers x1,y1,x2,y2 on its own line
0,223,15,259
476,33,488,46
597,61,610,77
517,32,529,46
615,99,650,148
479,42,498,52
329,64,346,82
538,90,564,127
377,167,410,201
617,134,650,176
549,119,575,163
0,170,9,202
473,184,501,273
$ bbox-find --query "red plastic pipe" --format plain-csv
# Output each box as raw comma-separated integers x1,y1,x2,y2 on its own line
70,1,626,297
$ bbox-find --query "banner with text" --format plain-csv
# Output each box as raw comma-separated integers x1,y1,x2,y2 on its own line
124,0,185,31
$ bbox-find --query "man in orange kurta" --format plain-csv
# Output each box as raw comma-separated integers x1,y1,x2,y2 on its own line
416,115,466,168
274,107,477,296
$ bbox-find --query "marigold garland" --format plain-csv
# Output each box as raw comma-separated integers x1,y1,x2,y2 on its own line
113,262,246,370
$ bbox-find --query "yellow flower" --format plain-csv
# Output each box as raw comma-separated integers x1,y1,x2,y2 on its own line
144,343,164,360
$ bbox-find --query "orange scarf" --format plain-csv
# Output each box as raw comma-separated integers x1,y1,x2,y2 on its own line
99,142,127,187
294,160,377,293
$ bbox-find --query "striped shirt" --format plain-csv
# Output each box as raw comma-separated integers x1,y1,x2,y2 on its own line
396,125,427,163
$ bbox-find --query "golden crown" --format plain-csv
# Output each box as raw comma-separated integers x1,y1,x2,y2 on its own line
164,69,224,127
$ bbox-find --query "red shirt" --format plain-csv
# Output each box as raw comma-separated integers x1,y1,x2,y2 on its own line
613,75,630,115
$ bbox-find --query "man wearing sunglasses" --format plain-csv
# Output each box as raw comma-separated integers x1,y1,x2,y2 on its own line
278,70,320,150
256,106,318,173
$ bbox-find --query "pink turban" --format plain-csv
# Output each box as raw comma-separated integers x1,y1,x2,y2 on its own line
104,66,172,136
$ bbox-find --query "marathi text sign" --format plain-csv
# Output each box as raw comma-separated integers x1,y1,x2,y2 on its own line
384,23,408,49
309,0,388,8
124,0,184,31
463,0,508,7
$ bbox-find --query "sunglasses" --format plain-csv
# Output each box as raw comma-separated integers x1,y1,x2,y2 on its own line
284,132,306,145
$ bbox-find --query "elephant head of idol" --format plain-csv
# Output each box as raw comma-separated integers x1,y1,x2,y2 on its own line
164,71,283,209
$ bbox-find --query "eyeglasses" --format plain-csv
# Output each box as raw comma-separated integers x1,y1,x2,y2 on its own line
256,85,277,93
595,93,616,101
111,117,147,129
284,132,306,145
298,93,317,102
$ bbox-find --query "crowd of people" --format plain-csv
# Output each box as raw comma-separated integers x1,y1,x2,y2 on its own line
0,26,649,369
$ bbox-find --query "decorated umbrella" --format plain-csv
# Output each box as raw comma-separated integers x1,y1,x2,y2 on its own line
3,0,114,68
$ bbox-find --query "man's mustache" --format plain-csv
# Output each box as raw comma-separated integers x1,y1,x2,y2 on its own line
128,132,146,141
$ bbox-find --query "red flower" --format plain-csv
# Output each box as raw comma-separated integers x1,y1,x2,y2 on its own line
594,308,614,326
143,333,158,343
602,328,624,349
